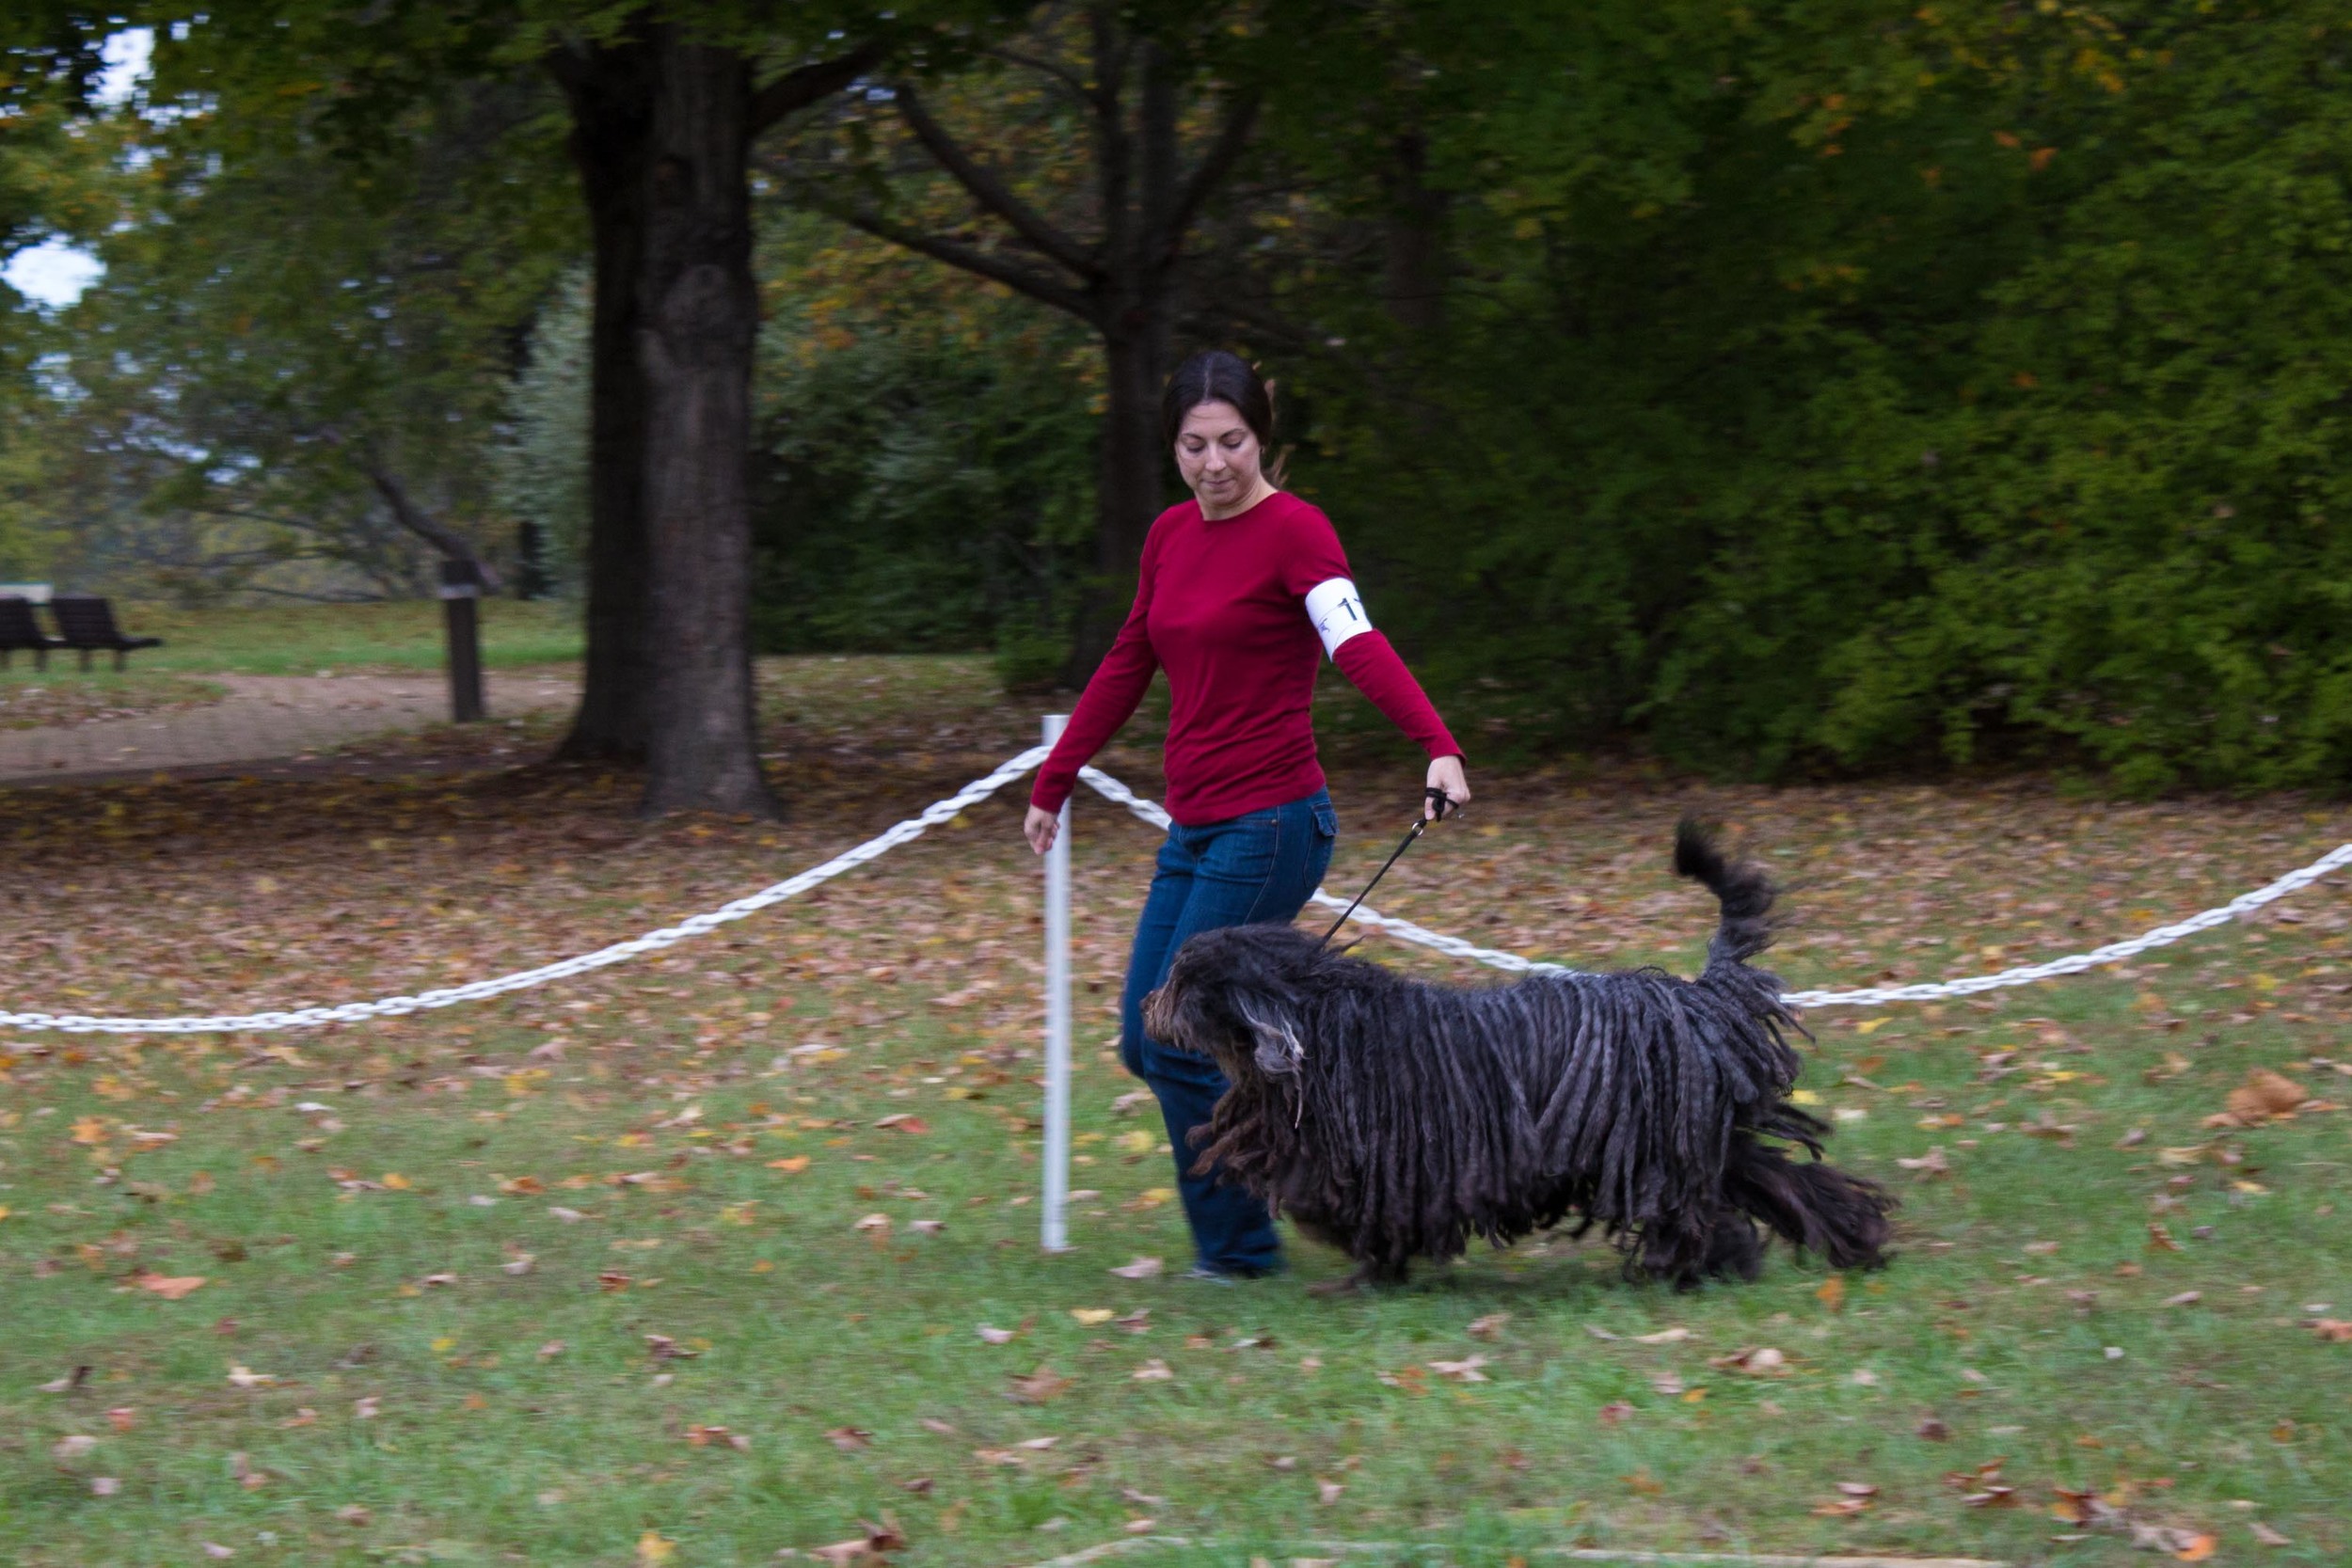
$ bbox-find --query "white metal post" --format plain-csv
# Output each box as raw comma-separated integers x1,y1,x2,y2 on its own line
1041,713,1073,1252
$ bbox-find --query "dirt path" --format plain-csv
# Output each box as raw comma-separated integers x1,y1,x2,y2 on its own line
0,671,580,784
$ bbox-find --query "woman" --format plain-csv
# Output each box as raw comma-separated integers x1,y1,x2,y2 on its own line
1025,350,1470,1280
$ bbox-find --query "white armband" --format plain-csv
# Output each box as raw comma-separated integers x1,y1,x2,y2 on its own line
1304,577,1373,659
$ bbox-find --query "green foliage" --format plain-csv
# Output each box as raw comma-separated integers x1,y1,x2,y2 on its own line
1270,0,2352,792
494,263,595,597
748,214,1099,673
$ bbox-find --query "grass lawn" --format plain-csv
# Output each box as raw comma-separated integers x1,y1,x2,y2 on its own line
2,658,2348,1566
110,600,585,676
0,670,226,730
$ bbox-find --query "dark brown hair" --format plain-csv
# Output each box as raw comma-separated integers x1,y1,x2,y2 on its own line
1163,350,1286,483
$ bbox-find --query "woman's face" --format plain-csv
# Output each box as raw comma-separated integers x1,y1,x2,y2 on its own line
1174,400,1264,510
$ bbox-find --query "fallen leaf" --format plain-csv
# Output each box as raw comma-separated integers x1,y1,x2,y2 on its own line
230,1451,267,1490
1070,1308,1115,1326
1709,1346,1790,1377
1008,1366,1072,1403
105,1407,135,1433
334,1504,371,1526
769,1156,812,1173
1630,1327,1690,1344
1468,1312,1511,1340
1916,1417,1952,1441
827,1426,872,1451
354,1396,380,1419
1817,1276,1847,1311
2227,1069,2308,1121
225,1365,275,1389
132,1273,207,1301
52,1434,99,1462
2162,1291,2202,1308
1132,1359,1173,1381
2305,1318,2352,1342
548,1206,588,1223
1430,1355,1490,1383
977,1324,1018,1345
2249,1521,2292,1546
89,1476,119,1497
1597,1402,1634,1426
636,1531,675,1565
1898,1147,1950,1177
1109,1256,1164,1280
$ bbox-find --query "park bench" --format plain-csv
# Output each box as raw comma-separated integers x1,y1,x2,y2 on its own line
47,595,164,671
0,595,62,670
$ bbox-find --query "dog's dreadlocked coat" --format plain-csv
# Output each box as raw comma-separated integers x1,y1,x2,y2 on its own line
1142,821,1894,1288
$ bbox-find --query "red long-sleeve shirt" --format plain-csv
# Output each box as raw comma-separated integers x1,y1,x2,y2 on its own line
1030,490,1461,825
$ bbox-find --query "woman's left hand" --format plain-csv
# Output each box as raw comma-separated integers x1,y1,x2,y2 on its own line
1426,754,1471,820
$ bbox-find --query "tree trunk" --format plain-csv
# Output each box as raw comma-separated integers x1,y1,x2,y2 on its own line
551,39,658,761
634,28,775,817
1380,129,1448,340
1067,317,1170,681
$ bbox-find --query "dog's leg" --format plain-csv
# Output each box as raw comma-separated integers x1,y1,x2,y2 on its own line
1723,1133,1896,1270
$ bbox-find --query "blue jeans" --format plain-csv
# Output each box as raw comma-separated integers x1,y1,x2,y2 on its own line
1120,788,1338,1274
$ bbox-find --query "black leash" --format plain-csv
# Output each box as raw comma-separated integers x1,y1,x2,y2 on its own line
1318,786,1456,946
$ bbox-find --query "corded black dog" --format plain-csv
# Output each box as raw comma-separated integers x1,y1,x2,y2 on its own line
1141,819,1894,1291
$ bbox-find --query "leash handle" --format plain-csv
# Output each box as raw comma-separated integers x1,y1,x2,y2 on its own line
1318,787,1456,946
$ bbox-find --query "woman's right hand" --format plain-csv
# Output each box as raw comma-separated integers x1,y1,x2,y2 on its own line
1025,804,1061,856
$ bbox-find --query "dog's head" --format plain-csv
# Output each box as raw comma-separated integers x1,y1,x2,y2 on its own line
1141,923,1332,1085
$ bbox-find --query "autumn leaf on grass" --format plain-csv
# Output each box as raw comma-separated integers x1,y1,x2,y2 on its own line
769,1156,812,1173
2303,1318,2352,1342
1467,1313,1510,1340
1070,1308,1115,1326
2217,1068,2310,1127
1108,1256,1164,1280
132,1272,207,1300
1709,1346,1791,1377
977,1324,1020,1345
688,1424,751,1451
644,1335,699,1361
1430,1355,1490,1383
52,1434,100,1463
1376,1366,1428,1395
230,1451,268,1491
1629,1327,1691,1344
826,1427,872,1451
1812,1482,1878,1516
1008,1366,1072,1403
1131,1359,1173,1381
635,1531,675,1565
226,1365,277,1389
1899,1146,1951,1179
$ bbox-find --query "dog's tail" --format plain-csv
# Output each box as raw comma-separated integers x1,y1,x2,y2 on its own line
1672,817,1776,967
1722,1130,1896,1272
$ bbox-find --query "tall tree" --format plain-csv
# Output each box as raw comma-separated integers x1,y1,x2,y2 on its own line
777,3,1267,677
539,16,883,814
6,3,916,816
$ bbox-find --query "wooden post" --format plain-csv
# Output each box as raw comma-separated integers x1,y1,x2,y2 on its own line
440,559,486,724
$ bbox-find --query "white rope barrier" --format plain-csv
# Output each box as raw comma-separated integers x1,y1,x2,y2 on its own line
0,741,2341,1033
0,744,1054,1036
1075,768,2352,1009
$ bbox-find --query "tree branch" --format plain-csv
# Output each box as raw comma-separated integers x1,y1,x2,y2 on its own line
360,460,503,590
806,198,1099,321
749,42,887,137
1159,88,1262,266
983,45,1093,107
890,84,1096,278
